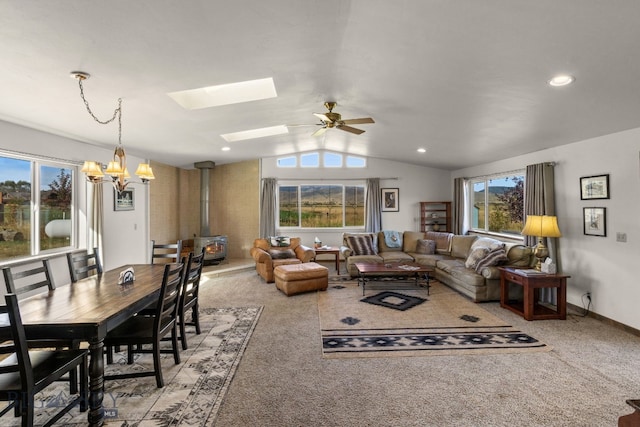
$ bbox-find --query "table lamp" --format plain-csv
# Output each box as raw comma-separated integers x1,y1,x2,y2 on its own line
521,215,562,270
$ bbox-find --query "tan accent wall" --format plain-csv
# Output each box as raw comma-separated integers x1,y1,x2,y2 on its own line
149,161,181,245
149,159,259,260
210,160,259,259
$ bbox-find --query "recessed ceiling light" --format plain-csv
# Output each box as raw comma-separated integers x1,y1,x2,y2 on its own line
417,148,427,153
548,74,575,87
221,146,230,151
221,125,289,142
168,77,277,110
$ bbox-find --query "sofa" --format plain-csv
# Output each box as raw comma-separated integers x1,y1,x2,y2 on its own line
340,231,534,302
250,237,315,283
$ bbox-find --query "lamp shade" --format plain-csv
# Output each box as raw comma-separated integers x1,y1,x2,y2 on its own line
522,215,562,238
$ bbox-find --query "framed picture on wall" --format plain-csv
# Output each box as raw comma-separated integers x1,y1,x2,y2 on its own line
583,207,606,237
381,188,399,212
580,174,609,200
114,188,135,211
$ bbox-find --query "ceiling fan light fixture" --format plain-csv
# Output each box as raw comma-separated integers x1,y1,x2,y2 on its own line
548,74,575,87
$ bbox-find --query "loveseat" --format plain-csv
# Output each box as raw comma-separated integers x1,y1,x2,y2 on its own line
250,237,315,283
340,231,533,302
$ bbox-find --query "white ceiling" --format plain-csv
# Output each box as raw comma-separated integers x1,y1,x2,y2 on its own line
1,1,639,170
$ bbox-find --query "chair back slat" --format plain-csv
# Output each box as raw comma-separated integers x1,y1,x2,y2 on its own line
1,294,35,388
2,259,56,296
151,240,183,264
153,262,185,335
182,248,205,307
67,248,103,282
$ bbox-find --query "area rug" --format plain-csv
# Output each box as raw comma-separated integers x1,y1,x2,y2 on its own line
8,306,263,427
319,280,550,358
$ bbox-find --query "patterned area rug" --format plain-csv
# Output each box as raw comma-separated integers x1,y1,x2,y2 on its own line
319,280,550,358
4,306,263,427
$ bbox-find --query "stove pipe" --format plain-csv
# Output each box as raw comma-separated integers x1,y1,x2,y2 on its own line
194,161,215,237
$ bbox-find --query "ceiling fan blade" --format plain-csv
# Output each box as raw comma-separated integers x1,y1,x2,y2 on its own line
341,117,375,125
313,113,331,122
312,127,328,137
337,125,365,135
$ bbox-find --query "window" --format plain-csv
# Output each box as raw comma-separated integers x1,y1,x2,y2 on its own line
0,153,75,261
276,152,366,168
278,184,365,228
470,172,524,237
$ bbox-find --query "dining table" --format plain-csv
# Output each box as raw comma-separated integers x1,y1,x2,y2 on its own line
12,263,169,426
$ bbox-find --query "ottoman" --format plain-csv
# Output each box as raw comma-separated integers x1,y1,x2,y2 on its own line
274,262,329,296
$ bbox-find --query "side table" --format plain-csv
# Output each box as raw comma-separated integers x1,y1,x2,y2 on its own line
498,267,570,320
312,247,340,273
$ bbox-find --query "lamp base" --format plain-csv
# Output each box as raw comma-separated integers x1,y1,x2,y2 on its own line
533,238,549,271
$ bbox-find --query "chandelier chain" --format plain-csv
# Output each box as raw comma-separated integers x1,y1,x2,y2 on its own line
78,78,123,144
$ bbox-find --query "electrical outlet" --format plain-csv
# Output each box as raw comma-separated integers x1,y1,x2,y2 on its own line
616,232,627,242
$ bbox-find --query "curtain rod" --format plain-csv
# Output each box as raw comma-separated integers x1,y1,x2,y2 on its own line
263,177,398,181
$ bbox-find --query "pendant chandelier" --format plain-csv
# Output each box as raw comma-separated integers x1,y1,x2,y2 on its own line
72,71,154,192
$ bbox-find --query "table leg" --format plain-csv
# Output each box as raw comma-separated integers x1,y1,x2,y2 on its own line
524,283,535,320
88,338,105,426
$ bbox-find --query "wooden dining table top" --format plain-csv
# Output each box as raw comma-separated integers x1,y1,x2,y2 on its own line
15,263,167,335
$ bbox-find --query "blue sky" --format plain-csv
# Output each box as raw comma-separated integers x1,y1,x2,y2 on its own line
0,157,71,190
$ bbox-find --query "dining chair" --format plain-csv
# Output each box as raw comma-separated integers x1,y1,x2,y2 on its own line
150,240,183,264
178,248,205,350
0,293,88,427
2,259,81,393
66,247,103,283
104,261,185,388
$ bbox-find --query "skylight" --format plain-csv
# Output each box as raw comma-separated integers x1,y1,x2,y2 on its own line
168,77,277,110
221,125,288,142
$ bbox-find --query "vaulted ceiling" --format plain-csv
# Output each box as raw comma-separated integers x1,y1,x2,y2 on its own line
1,1,639,170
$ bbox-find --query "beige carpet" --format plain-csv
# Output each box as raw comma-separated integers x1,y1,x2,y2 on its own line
319,279,551,358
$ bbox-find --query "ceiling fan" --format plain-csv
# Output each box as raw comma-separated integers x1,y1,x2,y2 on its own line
308,102,375,137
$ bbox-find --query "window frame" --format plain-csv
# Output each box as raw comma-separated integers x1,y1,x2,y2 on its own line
468,170,525,240
0,150,78,262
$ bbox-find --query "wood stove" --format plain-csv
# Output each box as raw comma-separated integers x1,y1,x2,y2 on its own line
194,161,227,265
195,235,227,264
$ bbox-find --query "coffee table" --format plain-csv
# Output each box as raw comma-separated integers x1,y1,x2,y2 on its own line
354,262,433,296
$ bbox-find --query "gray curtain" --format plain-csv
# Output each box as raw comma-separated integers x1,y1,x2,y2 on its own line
453,177,468,235
260,178,277,238
89,183,103,262
524,162,557,302
365,178,381,232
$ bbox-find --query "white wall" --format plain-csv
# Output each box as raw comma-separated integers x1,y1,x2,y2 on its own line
0,120,150,276
261,153,451,248
452,128,640,330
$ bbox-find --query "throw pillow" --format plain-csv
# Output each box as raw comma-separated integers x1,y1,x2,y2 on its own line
470,237,505,253
269,236,291,247
268,248,296,259
465,247,490,269
347,235,376,256
415,239,436,255
474,248,509,273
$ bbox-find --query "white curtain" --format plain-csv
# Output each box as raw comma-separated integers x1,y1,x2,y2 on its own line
260,178,277,238
89,183,103,261
365,178,381,232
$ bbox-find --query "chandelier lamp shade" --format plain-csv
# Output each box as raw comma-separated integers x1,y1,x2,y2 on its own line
73,71,154,193
521,215,562,270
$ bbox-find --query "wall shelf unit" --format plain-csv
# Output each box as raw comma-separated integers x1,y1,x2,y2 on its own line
420,201,452,233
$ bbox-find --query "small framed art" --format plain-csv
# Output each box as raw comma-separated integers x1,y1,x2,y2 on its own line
583,207,606,237
381,188,399,212
114,188,135,211
580,174,609,200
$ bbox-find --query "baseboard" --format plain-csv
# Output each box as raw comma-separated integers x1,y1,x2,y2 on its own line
567,302,640,338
